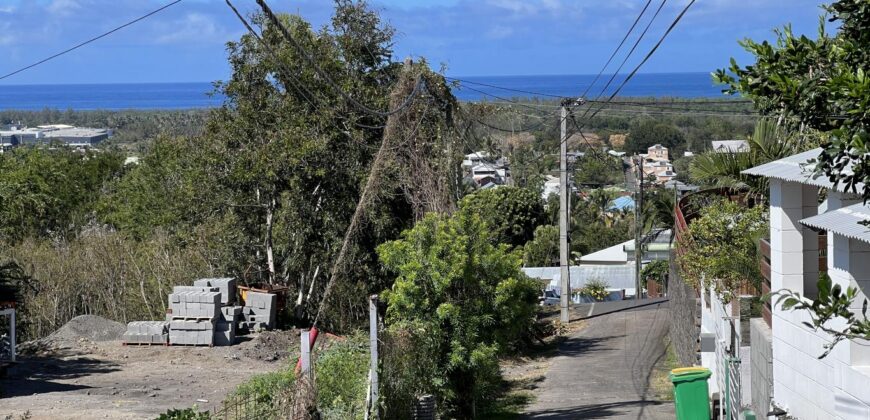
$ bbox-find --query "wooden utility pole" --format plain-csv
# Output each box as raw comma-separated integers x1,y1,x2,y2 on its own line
559,102,571,323
634,156,643,300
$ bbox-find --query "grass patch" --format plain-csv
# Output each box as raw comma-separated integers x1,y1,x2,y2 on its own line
649,337,679,401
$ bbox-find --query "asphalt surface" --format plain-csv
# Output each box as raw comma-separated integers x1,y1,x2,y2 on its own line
524,301,675,420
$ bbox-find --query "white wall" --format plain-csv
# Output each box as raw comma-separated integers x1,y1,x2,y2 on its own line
769,185,870,419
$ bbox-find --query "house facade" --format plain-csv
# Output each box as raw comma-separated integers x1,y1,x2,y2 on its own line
718,148,870,419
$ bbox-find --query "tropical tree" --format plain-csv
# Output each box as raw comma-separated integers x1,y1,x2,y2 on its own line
522,225,559,267
689,119,805,192
458,186,546,248
714,1,870,201
378,212,539,417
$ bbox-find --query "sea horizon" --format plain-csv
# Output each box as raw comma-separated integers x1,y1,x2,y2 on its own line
0,72,731,111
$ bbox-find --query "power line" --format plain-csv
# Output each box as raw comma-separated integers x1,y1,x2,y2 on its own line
446,76,565,99
580,0,653,98
0,0,183,81
577,0,668,121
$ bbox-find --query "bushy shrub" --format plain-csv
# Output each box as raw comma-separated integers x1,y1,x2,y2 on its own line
154,407,211,420
378,212,539,417
577,278,610,301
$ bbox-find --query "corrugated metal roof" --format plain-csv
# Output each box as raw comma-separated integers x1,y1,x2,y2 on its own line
741,148,862,193
801,203,870,244
523,265,637,290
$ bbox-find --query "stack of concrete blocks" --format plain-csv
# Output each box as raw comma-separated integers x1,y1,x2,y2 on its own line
241,291,277,331
193,278,237,305
168,288,221,346
122,321,169,345
216,305,241,346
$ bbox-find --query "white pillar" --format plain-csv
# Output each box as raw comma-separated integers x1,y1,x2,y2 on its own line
769,180,817,295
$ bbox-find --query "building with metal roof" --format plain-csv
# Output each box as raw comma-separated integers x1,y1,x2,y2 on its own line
741,147,863,193
801,202,870,244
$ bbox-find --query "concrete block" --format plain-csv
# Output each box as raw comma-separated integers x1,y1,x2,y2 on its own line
172,286,219,294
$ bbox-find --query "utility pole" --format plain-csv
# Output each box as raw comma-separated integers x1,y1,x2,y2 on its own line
559,101,571,323
634,156,643,301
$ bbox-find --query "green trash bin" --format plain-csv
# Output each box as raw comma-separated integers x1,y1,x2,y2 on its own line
670,367,712,420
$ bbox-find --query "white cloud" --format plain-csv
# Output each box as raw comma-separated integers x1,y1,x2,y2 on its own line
0,22,13,45
47,0,81,16
156,13,221,44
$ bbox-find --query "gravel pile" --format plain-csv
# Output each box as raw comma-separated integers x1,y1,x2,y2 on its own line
47,315,126,344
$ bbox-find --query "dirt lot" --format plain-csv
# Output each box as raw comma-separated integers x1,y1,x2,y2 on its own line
1,316,301,420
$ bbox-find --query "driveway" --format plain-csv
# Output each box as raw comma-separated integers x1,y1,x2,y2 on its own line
524,301,675,419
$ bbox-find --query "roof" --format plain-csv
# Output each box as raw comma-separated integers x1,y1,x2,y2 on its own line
741,148,863,192
608,150,626,157
649,144,666,149
801,203,870,244
608,196,635,211
712,140,750,153
580,240,630,263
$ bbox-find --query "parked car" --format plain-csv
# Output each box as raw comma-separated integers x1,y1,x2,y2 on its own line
539,289,560,306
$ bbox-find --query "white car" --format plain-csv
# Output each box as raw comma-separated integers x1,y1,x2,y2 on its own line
539,289,560,306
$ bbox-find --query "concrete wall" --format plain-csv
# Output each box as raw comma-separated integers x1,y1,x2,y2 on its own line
750,318,772,418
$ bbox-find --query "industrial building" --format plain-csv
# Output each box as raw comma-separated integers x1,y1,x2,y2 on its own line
0,123,111,148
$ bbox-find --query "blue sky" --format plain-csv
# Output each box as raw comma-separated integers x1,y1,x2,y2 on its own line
0,0,827,85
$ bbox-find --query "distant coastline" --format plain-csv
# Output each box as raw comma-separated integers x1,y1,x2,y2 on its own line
0,72,729,111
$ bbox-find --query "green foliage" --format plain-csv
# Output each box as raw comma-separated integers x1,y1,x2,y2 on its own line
770,272,870,358
714,0,870,201
574,153,624,186
154,407,211,420
315,334,369,419
522,225,559,267
688,120,805,192
676,199,768,302
378,212,539,417
576,278,610,301
458,186,546,248
569,194,633,258
0,148,123,242
625,120,686,155
641,260,669,285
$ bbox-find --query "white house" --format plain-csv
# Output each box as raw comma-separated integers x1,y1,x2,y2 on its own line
737,148,870,419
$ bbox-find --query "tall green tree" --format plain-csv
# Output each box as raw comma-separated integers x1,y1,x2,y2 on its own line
625,119,686,155
458,186,546,248
715,1,870,200
378,212,539,417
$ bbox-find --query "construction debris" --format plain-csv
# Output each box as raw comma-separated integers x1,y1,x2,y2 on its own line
122,277,276,347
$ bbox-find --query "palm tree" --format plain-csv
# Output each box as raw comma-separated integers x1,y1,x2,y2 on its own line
689,119,805,194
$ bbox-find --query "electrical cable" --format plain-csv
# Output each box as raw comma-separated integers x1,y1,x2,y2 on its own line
0,0,183,81
580,0,653,99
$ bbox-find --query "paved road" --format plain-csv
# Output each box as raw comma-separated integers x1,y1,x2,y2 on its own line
524,301,674,419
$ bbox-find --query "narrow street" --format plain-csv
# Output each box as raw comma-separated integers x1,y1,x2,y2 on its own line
524,302,674,419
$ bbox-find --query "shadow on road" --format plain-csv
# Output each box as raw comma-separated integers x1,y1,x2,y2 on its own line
524,400,669,419
557,334,624,357
1,354,120,398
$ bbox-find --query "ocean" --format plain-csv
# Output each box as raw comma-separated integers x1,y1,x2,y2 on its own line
0,72,726,111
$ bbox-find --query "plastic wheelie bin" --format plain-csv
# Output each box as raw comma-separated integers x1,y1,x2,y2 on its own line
670,367,712,420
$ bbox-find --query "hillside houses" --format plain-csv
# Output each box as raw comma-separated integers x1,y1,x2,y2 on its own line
634,144,679,184
462,151,510,189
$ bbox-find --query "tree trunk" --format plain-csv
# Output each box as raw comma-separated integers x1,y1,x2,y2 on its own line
265,196,276,285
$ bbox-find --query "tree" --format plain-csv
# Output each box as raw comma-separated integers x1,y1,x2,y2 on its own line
676,198,768,302
625,119,686,155
378,212,539,417
688,120,805,193
714,1,870,201
574,152,624,186
458,186,546,248
641,260,669,286
522,225,559,267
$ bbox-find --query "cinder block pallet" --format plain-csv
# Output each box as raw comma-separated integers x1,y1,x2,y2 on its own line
168,343,214,347
170,316,216,321
122,341,168,346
